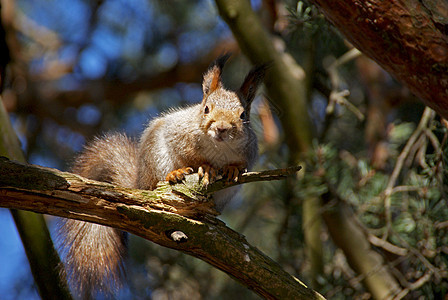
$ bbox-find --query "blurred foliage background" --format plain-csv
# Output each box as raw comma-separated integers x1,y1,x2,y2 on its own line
0,0,447,299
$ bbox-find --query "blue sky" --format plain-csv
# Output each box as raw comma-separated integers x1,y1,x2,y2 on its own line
0,210,39,299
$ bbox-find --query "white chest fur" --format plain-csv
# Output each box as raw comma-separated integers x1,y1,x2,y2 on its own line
199,136,245,168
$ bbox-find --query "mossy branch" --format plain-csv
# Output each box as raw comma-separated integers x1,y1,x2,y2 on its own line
0,157,323,300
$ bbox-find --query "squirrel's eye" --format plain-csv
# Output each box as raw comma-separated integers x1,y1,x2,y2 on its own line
204,106,209,114
240,111,246,119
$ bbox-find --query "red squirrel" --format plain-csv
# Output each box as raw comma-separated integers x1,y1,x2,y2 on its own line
59,54,267,298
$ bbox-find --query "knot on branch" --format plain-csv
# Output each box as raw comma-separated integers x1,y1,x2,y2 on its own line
167,230,188,243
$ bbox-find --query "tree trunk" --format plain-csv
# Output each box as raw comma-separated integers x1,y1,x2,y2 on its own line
311,0,448,118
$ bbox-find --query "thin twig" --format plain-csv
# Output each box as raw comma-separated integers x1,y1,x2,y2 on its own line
202,166,302,193
325,48,364,120
432,119,448,192
239,166,302,183
424,128,440,152
391,231,440,281
391,185,425,194
367,234,408,256
328,48,362,71
329,90,365,121
392,271,433,300
383,107,435,238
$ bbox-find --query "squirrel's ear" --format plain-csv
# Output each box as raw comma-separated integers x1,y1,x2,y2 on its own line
239,63,269,107
202,54,231,97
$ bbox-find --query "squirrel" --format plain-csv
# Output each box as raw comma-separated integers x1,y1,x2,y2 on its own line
58,54,267,298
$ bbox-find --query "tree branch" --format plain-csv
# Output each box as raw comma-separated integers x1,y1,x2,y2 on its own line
310,0,448,118
0,157,323,300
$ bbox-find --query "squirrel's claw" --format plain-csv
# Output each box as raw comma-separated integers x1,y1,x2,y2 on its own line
221,165,243,182
198,164,217,187
166,167,194,183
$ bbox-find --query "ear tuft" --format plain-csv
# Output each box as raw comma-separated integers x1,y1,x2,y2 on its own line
239,62,269,106
202,54,231,96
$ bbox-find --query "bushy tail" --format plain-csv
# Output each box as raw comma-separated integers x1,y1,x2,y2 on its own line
58,220,127,298
58,133,138,298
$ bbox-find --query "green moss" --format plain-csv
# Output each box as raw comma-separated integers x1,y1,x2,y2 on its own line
0,157,69,190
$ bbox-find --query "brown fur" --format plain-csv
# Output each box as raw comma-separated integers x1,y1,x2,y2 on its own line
60,55,266,298
59,133,136,298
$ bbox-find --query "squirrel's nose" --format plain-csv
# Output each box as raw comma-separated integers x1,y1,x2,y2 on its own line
216,122,231,133
217,127,227,133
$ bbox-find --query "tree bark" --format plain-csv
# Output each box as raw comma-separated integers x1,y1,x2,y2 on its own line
0,157,323,300
311,0,448,118
1,96,72,300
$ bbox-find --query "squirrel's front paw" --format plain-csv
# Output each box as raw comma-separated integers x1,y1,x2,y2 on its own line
166,167,194,183
198,164,217,187
221,164,246,183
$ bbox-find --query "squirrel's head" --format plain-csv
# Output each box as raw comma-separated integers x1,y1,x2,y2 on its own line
199,54,267,143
